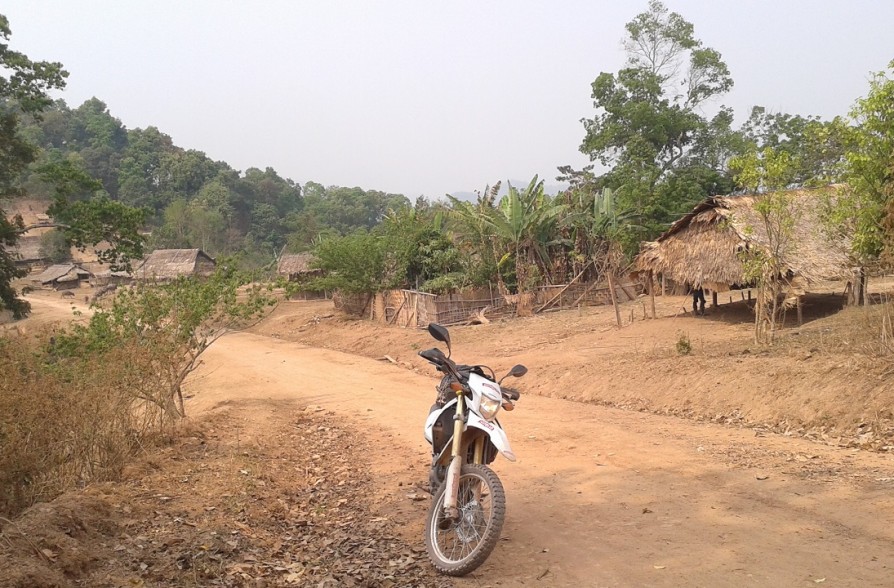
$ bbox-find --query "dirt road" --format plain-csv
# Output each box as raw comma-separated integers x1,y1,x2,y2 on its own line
188,331,894,587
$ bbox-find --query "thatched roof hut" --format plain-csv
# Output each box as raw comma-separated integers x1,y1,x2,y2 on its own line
13,235,44,267
31,263,93,289
134,249,216,281
277,252,321,281
91,268,133,287
635,186,853,293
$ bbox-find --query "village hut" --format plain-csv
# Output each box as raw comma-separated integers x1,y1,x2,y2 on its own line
277,253,321,281
277,252,328,300
134,249,216,281
635,186,854,302
91,268,134,287
30,263,93,290
12,235,46,270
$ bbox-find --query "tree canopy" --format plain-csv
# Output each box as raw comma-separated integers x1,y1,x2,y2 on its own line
0,13,67,317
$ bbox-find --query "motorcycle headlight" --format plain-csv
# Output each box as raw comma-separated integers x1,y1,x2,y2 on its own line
478,395,501,421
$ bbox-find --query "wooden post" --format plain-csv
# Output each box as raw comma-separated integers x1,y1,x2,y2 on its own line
619,280,638,302
388,293,407,325
711,290,718,308
570,279,600,308
536,263,591,313
864,273,870,307
748,289,752,302
649,271,656,319
797,296,803,326
414,293,420,328
607,272,622,328
661,274,666,297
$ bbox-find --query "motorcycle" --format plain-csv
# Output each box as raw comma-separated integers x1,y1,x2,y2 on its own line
417,322,527,576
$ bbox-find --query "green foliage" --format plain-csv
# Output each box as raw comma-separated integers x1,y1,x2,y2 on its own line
420,273,470,294
675,330,692,355
380,205,466,290
310,231,396,294
737,191,799,344
56,265,275,417
38,229,70,263
740,106,851,187
448,176,563,303
0,13,67,318
50,193,148,271
840,61,894,263
0,213,28,318
578,1,735,250
729,147,798,193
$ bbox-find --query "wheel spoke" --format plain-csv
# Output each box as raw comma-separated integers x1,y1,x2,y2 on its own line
427,465,506,574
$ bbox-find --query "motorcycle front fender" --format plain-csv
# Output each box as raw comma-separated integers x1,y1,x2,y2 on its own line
466,416,516,462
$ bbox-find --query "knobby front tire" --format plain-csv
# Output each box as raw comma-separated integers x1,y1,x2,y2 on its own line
424,463,506,576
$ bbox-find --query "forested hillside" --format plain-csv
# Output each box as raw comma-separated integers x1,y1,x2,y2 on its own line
4,1,892,313
14,97,409,263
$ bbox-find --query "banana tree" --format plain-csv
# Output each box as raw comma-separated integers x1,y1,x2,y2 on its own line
446,182,510,293
485,176,564,315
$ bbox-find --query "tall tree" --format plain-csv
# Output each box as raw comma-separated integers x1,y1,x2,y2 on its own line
839,61,894,266
739,106,851,187
578,0,733,247
0,14,67,317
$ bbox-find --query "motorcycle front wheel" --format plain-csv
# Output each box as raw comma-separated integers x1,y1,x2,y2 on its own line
424,463,506,576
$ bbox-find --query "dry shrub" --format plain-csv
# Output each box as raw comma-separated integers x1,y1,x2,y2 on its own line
794,297,894,370
0,334,170,518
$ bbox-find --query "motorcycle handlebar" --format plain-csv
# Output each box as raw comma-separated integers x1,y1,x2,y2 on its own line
418,348,462,381
419,349,521,400
502,387,520,401
418,348,446,365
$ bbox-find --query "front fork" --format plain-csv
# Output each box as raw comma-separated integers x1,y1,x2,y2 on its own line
441,392,465,522
441,392,487,524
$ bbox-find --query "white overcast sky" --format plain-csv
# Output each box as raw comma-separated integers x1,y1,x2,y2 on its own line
3,1,892,198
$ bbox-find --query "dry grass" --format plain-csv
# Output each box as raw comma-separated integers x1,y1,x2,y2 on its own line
787,298,894,368
0,334,173,518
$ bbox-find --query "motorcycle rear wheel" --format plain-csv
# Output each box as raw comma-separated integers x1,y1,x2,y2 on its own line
424,463,506,576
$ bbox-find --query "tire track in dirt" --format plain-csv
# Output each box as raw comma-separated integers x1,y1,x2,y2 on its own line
188,332,894,587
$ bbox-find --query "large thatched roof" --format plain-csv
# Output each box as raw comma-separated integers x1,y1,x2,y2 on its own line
635,186,853,291
134,249,215,281
277,252,319,276
13,235,44,263
31,263,92,285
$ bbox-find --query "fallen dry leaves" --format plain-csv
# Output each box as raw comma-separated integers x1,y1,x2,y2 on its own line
0,404,452,587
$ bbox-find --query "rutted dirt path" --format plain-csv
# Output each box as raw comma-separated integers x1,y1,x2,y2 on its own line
189,331,894,587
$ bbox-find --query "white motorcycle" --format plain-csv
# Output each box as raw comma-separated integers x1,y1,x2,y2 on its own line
418,323,527,576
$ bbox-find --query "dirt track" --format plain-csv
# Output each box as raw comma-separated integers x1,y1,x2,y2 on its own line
188,330,894,587
9,291,894,585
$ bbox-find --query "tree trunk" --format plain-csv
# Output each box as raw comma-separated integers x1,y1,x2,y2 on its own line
607,271,622,328
515,258,533,317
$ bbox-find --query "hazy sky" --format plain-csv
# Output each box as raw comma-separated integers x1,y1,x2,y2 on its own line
4,1,892,198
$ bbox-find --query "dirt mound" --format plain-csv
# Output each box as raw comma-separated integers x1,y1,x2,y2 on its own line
0,405,451,587
0,495,116,587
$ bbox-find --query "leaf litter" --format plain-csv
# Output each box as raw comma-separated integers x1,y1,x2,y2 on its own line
0,404,452,587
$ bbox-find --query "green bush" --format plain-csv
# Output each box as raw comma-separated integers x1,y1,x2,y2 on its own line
675,331,692,356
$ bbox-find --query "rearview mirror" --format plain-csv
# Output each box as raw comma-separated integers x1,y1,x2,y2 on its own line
508,364,528,378
499,364,527,384
427,323,451,356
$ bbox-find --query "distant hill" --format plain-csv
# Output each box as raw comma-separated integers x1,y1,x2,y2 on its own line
446,179,567,203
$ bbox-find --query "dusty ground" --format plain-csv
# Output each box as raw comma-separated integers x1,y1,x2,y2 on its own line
0,399,451,587
252,287,894,449
3,286,894,586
